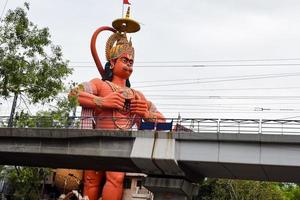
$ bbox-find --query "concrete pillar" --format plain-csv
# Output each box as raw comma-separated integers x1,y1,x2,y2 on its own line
143,177,198,200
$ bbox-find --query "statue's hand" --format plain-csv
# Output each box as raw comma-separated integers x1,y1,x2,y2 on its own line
130,99,149,118
94,92,125,110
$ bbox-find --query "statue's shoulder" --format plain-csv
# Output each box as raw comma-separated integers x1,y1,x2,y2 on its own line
90,77,104,83
133,89,146,100
89,78,106,87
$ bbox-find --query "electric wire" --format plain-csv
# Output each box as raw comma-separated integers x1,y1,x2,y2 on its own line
157,105,300,110
69,72,300,89
135,73,300,88
133,72,300,84
160,111,300,114
276,115,300,120
69,57,300,64
20,94,33,115
155,102,300,106
69,63,300,68
0,0,8,21
142,86,300,92
158,107,300,112
60,91,300,101
64,72,300,93
148,95,300,99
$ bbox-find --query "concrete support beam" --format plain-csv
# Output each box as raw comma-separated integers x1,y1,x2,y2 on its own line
151,133,185,177
131,132,185,177
143,177,198,200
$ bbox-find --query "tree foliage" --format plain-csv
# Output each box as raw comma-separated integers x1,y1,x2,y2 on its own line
279,183,300,200
0,2,72,103
0,3,76,199
196,179,286,200
0,96,78,198
0,95,78,198
14,96,79,128
6,167,50,200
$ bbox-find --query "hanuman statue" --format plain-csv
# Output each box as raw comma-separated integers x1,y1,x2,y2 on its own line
69,7,165,200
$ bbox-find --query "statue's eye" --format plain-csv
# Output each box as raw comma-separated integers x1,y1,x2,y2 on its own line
120,57,133,66
121,57,128,63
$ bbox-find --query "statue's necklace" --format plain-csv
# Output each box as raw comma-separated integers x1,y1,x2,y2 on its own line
105,81,135,130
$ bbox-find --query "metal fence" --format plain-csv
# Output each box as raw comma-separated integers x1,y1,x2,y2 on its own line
175,118,300,135
1,116,300,135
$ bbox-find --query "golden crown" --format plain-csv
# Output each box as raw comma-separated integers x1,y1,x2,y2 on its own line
105,7,140,61
105,33,134,61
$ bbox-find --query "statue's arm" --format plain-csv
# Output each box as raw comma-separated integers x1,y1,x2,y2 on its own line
145,100,165,122
131,91,165,122
69,79,125,110
69,79,100,109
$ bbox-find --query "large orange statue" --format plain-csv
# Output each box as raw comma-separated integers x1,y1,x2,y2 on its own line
69,7,164,200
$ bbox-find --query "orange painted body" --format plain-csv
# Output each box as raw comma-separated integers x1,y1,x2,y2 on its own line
70,53,164,200
83,171,125,200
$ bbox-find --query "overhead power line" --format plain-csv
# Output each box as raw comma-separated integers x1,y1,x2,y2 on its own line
70,63,300,68
161,111,300,114
148,95,300,100
161,109,300,112
155,102,300,106
70,57,300,64
0,0,8,21
135,73,300,88
277,115,300,120
142,86,300,92
158,104,300,110
192,63,300,68
133,72,300,84
158,107,300,111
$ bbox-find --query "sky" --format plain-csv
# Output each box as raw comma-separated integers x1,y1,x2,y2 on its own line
1,0,300,120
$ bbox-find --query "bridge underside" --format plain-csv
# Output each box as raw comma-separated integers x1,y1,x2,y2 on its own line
1,128,300,183
179,162,300,183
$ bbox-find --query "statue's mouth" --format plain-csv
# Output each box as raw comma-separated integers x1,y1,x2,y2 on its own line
122,67,132,73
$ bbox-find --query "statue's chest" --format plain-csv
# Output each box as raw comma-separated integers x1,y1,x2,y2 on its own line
100,81,135,99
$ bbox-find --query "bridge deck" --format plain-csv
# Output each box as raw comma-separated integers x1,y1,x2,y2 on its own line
1,128,300,183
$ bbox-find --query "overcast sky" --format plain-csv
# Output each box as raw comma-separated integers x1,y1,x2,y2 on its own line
1,0,300,120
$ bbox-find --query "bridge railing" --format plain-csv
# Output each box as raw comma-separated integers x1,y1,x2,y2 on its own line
176,119,262,134
1,116,300,135
176,118,300,135
261,120,300,135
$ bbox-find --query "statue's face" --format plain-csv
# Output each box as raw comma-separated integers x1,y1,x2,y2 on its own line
112,53,134,80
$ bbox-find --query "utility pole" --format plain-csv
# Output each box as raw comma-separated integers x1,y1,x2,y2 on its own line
8,93,18,127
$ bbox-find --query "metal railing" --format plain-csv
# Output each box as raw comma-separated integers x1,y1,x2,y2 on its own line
175,118,300,135
1,116,300,135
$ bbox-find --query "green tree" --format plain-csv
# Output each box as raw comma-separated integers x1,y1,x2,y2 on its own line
0,3,75,199
196,178,285,200
0,2,72,126
14,95,79,128
7,167,50,200
3,96,78,199
279,183,300,200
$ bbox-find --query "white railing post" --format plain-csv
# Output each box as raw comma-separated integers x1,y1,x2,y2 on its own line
259,119,262,134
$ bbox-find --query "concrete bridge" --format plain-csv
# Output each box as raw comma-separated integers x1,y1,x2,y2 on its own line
1,118,300,199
